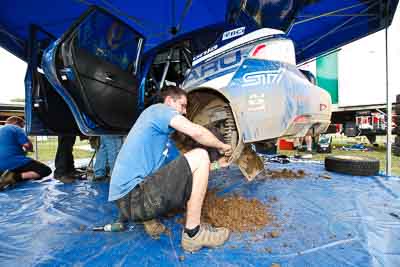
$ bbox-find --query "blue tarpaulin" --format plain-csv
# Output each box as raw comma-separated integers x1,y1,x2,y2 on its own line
1,0,398,63
1,161,399,266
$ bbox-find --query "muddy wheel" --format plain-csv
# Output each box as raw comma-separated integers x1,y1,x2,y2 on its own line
324,155,379,176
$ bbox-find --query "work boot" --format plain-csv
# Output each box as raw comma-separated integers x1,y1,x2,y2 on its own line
0,170,18,190
181,224,230,252
143,219,166,239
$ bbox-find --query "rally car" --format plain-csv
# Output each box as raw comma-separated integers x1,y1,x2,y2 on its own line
27,7,331,179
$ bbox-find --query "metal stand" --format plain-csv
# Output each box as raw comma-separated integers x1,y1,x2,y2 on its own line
385,2,391,176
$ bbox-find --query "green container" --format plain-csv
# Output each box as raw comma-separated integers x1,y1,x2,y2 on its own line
317,52,339,104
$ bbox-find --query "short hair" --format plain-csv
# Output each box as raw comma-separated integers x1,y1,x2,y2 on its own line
6,116,25,127
160,85,187,102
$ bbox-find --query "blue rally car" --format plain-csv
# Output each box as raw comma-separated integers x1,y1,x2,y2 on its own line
27,7,332,179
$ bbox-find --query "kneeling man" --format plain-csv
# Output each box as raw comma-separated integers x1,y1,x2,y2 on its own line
109,86,232,252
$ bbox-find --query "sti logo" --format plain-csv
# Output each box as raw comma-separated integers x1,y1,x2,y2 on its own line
242,69,284,87
222,27,245,41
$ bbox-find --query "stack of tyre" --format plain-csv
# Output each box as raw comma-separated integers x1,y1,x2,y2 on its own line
393,94,400,156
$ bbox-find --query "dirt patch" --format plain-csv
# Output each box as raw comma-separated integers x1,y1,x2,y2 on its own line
176,191,273,232
259,168,306,179
201,191,272,232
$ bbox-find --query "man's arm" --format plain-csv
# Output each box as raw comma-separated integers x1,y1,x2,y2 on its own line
170,115,232,155
22,140,34,152
14,126,34,152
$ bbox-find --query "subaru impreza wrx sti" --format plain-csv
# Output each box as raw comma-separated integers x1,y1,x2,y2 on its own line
27,7,331,179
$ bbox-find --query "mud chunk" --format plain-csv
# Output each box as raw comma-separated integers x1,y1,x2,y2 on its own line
270,231,280,238
266,168,305,179
268,196,278,203
270,263,280,267
165,228,172,236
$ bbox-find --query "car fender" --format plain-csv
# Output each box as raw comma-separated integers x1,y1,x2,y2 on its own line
225,58,331,143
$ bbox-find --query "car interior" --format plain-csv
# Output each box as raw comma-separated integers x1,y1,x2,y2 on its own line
28,25,80,135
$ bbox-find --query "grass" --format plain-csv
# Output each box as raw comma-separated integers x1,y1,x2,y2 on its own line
28,137,93,163
27,135,399,176
279,135,400,176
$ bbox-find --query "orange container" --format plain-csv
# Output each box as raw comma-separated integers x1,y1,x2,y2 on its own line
279,139,294,150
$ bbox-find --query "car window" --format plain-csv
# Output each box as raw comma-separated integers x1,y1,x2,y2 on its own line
74,11,141,72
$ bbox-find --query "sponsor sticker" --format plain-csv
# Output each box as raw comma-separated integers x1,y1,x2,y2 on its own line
193,45,218,61
248,93,265,112
222,27,245,41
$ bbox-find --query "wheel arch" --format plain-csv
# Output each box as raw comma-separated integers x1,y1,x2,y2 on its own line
186,86,242,139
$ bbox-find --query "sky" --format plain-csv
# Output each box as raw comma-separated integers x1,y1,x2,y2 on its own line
0,5,399,105
0,48,26,103
338,5,400,106
301,4,400,107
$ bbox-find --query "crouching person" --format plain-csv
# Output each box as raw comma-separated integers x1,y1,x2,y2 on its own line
0,116,51,190
109,86,232,252
93,135,124,181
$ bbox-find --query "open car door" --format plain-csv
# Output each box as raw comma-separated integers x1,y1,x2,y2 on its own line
42,7,144,135
25,25,80,135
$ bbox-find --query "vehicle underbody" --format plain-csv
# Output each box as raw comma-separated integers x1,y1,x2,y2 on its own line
147,45,265,180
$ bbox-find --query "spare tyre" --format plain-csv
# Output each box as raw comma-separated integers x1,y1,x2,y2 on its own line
325,155,379,176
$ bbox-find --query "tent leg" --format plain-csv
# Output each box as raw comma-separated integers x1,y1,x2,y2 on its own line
385,3,391,176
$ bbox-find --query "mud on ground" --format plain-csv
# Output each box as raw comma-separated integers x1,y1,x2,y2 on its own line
198,191,273,232
174,191,273,232
259,168,306,179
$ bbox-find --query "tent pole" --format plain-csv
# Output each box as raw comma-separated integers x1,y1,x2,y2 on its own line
385,2,391,176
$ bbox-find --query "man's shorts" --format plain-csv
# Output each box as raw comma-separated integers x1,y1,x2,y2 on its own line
0,160,52,179
116,155,193,222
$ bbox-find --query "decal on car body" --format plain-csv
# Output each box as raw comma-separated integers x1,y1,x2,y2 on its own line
222,27,245,41
242,69,284,87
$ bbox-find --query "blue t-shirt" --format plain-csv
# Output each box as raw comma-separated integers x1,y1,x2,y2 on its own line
0,124,32,171
108,104,180,201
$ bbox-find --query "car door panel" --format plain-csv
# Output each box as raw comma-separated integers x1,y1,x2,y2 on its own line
71,46,138,129
41,7,144,135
